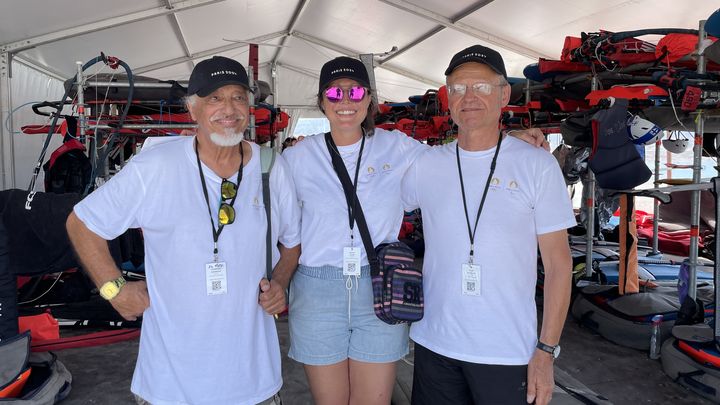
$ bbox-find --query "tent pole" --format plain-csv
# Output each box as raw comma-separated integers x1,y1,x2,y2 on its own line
0,52,15,189
271,63,281,150
584,75,599,277
651,134,663,255
688,20,708,301
359,54,378,108
712,177,720,342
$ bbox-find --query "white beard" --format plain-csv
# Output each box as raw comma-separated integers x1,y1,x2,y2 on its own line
209,129,244,147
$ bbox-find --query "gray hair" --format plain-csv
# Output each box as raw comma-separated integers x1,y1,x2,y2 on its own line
185,94,198,107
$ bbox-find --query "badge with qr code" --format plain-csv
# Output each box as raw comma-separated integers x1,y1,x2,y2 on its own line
461,263,481,296
343,247,361,276
206,262,228,295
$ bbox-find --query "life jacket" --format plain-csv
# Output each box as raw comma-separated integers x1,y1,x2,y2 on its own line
588,98,652,190
42,139,90,195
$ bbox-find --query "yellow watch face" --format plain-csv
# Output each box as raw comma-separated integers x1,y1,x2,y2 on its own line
100,281,120,300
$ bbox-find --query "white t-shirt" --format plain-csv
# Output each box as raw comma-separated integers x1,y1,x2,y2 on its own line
283,128,427,268
402,136,576,365
74,137,301,405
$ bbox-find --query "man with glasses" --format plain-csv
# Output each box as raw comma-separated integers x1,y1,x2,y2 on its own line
402,45,575,405
66,56,300,405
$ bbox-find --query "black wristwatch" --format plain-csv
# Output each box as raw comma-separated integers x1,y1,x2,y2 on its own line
536,341,561,359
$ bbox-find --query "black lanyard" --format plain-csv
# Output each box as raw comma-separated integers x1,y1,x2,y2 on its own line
194,138,244,260
456,131,503,263
325,132,366,244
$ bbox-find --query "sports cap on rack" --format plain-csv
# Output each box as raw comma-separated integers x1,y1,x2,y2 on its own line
187,56,250,97
445,45,507,79
318,57,371,93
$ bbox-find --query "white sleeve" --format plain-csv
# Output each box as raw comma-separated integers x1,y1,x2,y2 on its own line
396,130,430,167
534,157,577,235
73,161,146,240
401,155,421,212
270,153,301,248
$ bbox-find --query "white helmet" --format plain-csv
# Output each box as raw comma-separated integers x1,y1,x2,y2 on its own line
627,114,662,145
662,132,692,154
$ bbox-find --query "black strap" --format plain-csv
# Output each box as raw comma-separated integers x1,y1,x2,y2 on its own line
324,132,380,276
457,132,503,262
195,138,244,259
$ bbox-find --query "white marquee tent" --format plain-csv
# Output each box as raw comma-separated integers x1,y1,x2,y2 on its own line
1,0,718,190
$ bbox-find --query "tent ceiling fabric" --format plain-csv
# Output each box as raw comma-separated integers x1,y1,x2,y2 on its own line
1,0,719,107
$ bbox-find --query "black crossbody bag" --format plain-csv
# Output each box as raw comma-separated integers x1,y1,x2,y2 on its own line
325,133,423,324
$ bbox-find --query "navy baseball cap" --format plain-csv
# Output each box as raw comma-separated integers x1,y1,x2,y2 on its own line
445,45,507,79
318,56,371,93
187,56,250,97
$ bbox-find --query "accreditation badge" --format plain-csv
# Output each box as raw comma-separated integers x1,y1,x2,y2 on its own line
206,261,228,295
461,263,481,296
343,247,361,276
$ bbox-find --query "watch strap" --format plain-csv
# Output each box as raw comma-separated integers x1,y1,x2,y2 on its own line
100,276,126,300
536,341,560,358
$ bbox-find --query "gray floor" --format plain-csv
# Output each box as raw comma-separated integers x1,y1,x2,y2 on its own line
53,313,712,405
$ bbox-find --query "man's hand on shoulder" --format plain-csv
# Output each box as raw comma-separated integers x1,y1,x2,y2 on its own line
110,280,150,321
507,128,550,151
526,349,554,405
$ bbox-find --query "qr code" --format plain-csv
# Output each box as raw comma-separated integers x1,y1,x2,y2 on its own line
212,280,222,291
347,262,357,273
466,281,475,292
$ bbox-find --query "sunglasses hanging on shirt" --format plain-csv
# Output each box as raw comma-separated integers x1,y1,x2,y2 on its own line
218,179,238,225
324,86,367,103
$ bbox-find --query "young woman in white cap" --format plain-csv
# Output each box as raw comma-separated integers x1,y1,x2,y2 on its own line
282,56,544,405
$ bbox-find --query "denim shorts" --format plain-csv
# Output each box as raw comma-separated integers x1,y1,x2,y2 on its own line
288,264,409,365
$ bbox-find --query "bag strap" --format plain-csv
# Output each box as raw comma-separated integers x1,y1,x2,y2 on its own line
324,133,380,276
260,146,277,280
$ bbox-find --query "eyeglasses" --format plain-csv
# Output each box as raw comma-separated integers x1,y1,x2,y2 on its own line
324,86,367,103
447,82,503,97
218,179,237,225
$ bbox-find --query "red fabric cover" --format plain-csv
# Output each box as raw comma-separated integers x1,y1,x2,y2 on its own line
21,119,69,135
585,85,668,106
16,276,31,289
30,328,140,352
0,368,31,398
398,221,414,239
378,104,393,114
47,138,86,171
395,119,438,141
636,227,703,256
437,85,449,112
605,52,658,66
18,313,59,342
430,115,451,134
376,123,396,131
21,119,69,136
656,33,718,63
561,36,583,62
255,109,291,144
538,58,591,74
